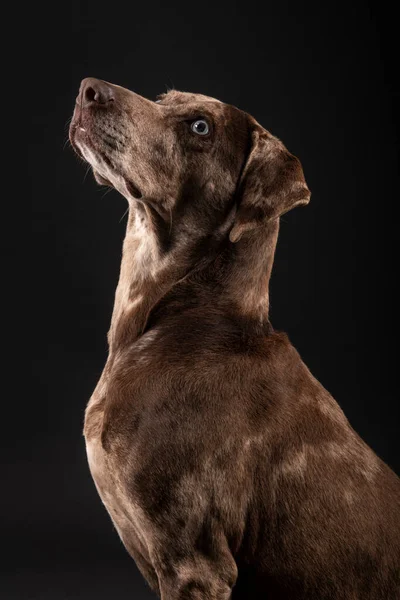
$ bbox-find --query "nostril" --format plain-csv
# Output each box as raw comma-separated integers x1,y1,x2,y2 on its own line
84,86,97,103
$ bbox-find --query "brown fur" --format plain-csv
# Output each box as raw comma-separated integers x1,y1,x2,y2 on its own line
69,78,400,599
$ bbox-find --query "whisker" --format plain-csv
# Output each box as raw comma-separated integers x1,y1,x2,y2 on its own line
100,187,114,199
64,116,73,131
83,165,92,183
119,206,129,222
165,76,175,92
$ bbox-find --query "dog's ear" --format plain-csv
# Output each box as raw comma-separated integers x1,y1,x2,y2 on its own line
229,123,311,243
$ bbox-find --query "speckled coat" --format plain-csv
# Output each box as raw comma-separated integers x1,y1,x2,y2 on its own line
70,79,400,599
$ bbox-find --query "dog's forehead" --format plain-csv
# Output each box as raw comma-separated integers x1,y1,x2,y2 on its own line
158,89,227,114
161,89,222,104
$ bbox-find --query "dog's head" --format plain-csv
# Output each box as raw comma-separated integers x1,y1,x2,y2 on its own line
69,78,310,244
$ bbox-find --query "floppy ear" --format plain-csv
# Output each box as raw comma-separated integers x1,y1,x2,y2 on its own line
229,124,311,243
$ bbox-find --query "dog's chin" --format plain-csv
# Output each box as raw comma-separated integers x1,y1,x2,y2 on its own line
92,167,142,200
92,168,142,199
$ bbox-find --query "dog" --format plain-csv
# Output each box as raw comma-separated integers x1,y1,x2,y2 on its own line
69,78,400,599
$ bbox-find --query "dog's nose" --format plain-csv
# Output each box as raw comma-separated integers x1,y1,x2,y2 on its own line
79,78,115,107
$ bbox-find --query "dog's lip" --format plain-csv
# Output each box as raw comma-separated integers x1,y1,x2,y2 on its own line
71,118,87,135
125,179,142,199
69,119,95,162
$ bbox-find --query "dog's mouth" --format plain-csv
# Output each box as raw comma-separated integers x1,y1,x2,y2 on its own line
69,106,142,198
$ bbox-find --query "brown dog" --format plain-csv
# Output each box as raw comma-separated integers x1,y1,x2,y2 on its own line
69,78,400,599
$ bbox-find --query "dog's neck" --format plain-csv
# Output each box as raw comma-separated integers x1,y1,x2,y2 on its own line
221,219,279,322
107,202,279,353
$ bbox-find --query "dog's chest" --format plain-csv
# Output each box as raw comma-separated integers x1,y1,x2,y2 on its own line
85,437,117,513
85,433,153,558
84,390,153,558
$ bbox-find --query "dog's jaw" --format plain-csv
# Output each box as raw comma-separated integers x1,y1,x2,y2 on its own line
73,129,143,201
70,98,144,201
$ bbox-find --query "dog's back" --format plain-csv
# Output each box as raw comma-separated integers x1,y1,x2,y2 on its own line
229,332,400,599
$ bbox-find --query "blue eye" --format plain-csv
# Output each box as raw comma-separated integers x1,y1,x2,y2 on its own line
191,119,209,135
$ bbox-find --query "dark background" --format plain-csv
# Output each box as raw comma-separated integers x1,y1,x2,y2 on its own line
21,1,399,598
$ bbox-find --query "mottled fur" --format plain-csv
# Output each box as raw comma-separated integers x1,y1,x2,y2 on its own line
69,79,400,599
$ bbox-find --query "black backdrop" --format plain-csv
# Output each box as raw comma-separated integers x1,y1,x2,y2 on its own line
23,2,399,599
